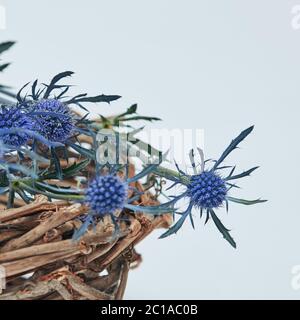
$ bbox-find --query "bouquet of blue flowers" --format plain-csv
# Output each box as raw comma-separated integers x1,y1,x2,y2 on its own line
0,41,265,300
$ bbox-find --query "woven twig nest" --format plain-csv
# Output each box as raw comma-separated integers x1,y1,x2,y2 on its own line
0,114,173,300
0,193,172,300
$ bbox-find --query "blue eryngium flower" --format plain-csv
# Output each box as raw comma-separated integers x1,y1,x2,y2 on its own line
187,171,227,209
0,106,33,147
156,126,266,248
85,175,128,215
31,99,74,143
72,170,171,240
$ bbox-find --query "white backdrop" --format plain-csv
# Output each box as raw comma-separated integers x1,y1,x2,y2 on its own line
1,0,300,299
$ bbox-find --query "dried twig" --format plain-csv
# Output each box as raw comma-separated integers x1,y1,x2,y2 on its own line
0,203,88,252
0,179,172,300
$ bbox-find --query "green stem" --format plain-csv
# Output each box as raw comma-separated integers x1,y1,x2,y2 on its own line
13,164,189,202
18,182,84,201
153,166,191,185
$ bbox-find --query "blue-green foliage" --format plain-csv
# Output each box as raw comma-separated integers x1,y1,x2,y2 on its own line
0,64,266,248
156,126,266,248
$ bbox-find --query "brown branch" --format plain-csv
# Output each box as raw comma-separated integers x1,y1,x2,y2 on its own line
66,274,113,300
0,281,54,300
0,226,127,263
0,203,88,252
92,218,141,272
48,279,73,300
85,241,117,264
88,262,122,292
0,230,24,243
133,213,173,246
114,261,130,300
0,196,69,223
3,250,79,278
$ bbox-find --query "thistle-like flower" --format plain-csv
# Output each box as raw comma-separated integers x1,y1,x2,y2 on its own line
72,170,171,240
30,99,74,143
187,171,227,209
155,126,266,248
15,71,121,148
85,175,128,215
0,106,33,147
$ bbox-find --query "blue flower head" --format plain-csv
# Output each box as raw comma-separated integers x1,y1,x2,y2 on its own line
31,99,74,143
0,106,33,147
15,72,122,146
72,165,171,241
187,171,227,209
85,174,128,216
156,126,266,248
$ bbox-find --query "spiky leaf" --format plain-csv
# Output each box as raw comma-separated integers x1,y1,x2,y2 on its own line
43,71,74,99
69,143,95,160
159,205,193,238
50,147,63,179
0,41,15,55
226,166,259,181
67,94,121,105
213,126,254,170
210,209,236,248
227,196,267,205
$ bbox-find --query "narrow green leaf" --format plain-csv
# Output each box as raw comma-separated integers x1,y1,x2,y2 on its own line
125,203,173,214
0,170,8,187
226,166,259,181
210,209,236,248
16,82,30,102
127,164,159,183
35,182,83,195
69,143,95,160
67,94,121,104
7,187,15,209
16,188,32,203
62,159,90,177
114,104,138,123
227,196,267,205
19,182,84,201
0,63,10,72
44,71,74,98
213,126,254,170
0,41,15,55
159,205,193,238
118,116,161,122
51,147,63,179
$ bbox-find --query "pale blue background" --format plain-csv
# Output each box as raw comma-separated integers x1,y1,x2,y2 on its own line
1,0,300,299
